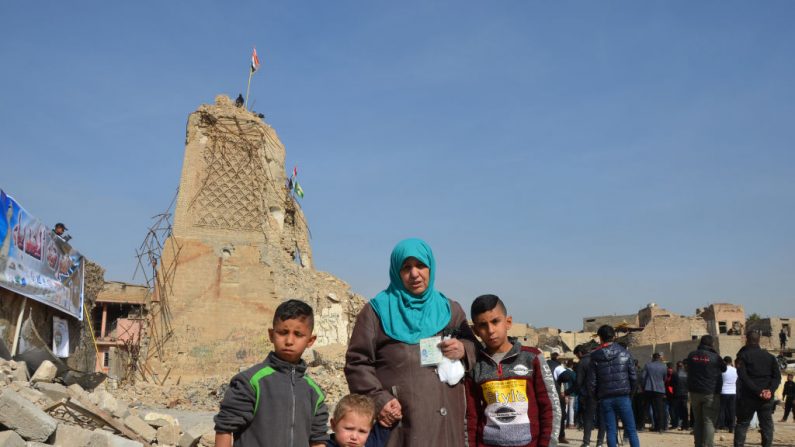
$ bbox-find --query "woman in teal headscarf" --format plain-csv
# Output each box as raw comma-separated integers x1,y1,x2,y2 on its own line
345,238,476,447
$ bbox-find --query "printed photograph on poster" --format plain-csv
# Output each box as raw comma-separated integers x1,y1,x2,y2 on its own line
53,316,69,358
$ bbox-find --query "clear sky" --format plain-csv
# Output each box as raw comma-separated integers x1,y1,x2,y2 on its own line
2,2,793,330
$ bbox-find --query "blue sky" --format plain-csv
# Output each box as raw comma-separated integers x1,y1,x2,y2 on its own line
2,2,793,330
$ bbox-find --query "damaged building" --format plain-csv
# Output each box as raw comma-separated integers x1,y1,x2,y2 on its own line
143,96,366,381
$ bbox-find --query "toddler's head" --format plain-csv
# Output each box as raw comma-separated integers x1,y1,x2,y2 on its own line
331,394,376,447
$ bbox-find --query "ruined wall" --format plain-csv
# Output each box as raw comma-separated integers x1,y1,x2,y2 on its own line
699,303,745,336
155,96,364,380
747,317,793,350
583,313,638,332
623,315,707,347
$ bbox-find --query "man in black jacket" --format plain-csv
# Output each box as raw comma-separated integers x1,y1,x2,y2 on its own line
733,331,781,447
670,361,689,430
686,335,726,447
575,345,598,447
588,325,640,447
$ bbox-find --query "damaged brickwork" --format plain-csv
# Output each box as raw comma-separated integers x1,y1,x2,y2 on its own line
150,96,365,381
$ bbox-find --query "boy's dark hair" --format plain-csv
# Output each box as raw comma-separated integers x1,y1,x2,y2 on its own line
333,394,376,425
470,294,507,319
597,325,615,342
273,299,314,330
724,356,733,365
700,334,714,347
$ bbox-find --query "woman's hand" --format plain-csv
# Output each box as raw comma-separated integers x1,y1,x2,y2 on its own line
378,398,403,427
439,338,465,360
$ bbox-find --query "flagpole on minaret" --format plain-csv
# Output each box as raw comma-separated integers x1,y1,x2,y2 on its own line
245,47,261,110
245,70,254,109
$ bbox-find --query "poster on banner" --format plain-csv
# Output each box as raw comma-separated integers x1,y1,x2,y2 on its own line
53,316,69,357
0,189,85,320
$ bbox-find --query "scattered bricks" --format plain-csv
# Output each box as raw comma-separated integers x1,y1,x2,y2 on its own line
30,360,57,384
178,421,215,447
124,415,157,443
0,430,25,447
157,424,181,445
144,412,179,428
0,389,58,441
34,382,70,402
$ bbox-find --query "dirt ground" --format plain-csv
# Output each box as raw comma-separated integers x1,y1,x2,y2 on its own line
562,421,795,447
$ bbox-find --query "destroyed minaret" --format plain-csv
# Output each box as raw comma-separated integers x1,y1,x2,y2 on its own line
155,96,363,379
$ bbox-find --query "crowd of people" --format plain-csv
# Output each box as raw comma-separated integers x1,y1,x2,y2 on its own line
559,332,789,447
206,238,792,447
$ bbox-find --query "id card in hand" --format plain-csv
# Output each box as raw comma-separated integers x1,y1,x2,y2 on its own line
419,336,443,366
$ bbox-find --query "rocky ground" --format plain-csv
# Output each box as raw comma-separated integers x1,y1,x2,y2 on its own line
562,422,795,447
5,355,793,447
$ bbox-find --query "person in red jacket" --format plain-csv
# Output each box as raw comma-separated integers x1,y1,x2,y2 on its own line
465,294,560,447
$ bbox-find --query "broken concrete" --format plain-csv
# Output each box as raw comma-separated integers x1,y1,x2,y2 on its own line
123,415,157,443
0,430,25,447
30,360,57,384
177,420,215,447
0,389,57,441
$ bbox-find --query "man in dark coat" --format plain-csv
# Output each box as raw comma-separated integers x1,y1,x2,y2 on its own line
686,335,726,447
670,360,689,430
588,325,640,447
733,331,781,447
641,352,668,432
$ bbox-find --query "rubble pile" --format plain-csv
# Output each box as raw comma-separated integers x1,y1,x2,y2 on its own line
111,346,352,416
0,359,217,447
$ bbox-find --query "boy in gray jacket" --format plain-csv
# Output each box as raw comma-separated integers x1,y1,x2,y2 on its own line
214,299,329,447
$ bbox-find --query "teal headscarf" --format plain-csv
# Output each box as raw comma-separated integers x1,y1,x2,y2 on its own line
370,238,452,345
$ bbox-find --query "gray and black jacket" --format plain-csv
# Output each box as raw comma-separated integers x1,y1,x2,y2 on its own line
214,351,329,447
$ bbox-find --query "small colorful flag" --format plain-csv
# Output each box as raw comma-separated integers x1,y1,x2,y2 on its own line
250,48,261,73
294,180,305,198
292,166,298,178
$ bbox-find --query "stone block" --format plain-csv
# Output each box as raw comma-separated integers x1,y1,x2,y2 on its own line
34,382,70,402
178,420,215,447
52,423,97,446
30,361,57,384
68,383,88,398
0,430,25,447
92,429,144,447
0,389,58,441
25,442,51,447
113,404,130,420
90,389,119,414
123,415,156,442
144,411,179,428
14,386,45,404
157,424,181,445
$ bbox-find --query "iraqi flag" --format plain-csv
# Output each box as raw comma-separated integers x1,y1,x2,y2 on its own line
250,48,261,73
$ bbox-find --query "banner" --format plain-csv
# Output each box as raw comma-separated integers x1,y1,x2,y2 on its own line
0,189,84,320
